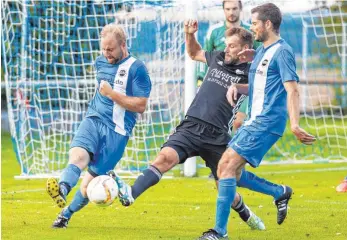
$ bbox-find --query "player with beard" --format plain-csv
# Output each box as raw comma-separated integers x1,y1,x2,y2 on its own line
198,3,316,239
46,23,152,228
109,21,294,232
197,0,262,133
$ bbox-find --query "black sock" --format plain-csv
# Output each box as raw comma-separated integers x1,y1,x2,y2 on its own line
232,195,250,222
131,165,162,199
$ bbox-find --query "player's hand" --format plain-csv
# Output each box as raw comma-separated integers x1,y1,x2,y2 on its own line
237,49,256,63
291,125,316,145
99,80,113,97
184,19,198,34
226,84,238,107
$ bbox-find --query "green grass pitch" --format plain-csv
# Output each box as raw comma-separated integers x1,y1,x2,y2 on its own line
2,132,347,240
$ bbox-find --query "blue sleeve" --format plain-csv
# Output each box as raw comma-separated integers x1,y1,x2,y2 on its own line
132,63,151,98
277,49,299,83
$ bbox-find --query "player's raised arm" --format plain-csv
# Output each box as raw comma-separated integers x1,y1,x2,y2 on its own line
99,80,148,114
184,19,206,63
283,81,316,145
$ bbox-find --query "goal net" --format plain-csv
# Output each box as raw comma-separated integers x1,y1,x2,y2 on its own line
2,0,346,178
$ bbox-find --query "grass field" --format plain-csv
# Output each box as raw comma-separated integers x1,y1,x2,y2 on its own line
2,132,347,240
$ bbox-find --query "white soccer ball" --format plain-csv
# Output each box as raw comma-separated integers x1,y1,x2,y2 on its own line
87,175,118,207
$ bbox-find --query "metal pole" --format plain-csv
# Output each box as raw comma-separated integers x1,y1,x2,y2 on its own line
183,0,197,177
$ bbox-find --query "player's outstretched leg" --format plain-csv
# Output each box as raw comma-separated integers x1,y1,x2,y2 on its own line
232,193,265,230
107,170,135,206
108,164,163,206
238,169,293,224
51,189,89,228
109,147,177,206
274,185,293,225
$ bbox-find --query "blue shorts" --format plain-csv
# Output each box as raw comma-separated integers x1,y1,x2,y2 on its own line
228,125,280,167
70,117,129,176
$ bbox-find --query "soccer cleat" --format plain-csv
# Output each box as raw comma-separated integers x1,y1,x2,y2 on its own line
197,229,229,240
246,207,266,230
275,185,293,225
46,178,66,208
52,213,69,229
336,179,347,192
107,170,134,207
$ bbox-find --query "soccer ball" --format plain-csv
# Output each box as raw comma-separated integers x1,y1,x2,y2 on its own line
87,175,118,207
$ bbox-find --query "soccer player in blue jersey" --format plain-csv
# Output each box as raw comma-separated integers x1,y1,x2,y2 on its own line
46,23,151,228
110,19,301,232
198,3,316,239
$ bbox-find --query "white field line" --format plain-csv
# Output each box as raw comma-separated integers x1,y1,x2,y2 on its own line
4,167,347,195
2,189,46,194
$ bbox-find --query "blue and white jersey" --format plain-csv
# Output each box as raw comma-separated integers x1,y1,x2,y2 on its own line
87,55,151,136
244,39,299,136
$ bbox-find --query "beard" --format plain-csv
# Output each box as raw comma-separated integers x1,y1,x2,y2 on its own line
107,51,123,64
255,30,269,42
227,15,240,24
114,51,123,64
224,56,239,65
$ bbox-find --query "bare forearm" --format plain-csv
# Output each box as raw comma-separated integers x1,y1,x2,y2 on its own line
236,84,249,95
109,91,147,113
287,88,300,130
185,33,202,60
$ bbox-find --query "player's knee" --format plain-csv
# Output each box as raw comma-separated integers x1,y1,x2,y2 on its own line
153,148,179,173
68,147,90,169
217,150,239,178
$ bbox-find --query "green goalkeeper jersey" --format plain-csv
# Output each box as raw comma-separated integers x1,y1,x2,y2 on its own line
197,21,261,81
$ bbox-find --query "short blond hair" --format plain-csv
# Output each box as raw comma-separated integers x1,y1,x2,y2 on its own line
100,24,127,44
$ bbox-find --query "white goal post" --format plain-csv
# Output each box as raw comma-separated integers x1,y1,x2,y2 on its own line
2,0,346,179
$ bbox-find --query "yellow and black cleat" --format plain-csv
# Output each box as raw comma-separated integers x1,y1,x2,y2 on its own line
46,178,66,208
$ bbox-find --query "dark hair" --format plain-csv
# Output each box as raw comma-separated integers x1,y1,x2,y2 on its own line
223,0,242,10
225,27,253,49
251,3,282,34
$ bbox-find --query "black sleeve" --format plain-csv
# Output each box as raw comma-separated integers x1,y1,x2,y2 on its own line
205,51,222,67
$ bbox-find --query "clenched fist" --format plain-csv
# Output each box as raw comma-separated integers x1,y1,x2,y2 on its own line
99,80,113,97
184,19,198,34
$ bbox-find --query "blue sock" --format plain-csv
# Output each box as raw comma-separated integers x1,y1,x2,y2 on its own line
237,169,284,200
131,165,162,199
59,164,81,197
214,178,236,236
61,190,89,219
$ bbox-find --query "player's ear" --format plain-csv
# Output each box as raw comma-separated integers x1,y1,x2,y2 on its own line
120,41,127,51
265,19,272,31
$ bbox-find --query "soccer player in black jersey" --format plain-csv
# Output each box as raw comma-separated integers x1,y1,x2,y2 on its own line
109,20,292,231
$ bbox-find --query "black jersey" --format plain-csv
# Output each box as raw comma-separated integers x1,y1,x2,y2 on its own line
186,51,249,131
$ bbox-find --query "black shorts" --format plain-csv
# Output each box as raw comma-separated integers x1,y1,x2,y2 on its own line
162,116,231,180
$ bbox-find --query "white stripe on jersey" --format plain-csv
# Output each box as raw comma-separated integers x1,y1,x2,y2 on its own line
244,43,281,126
112,56,137,135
